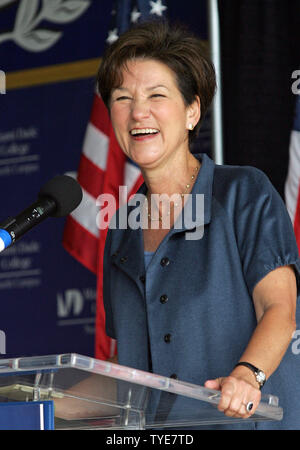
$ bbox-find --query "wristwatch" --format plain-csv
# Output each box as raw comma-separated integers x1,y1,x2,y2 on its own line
234,362,266,390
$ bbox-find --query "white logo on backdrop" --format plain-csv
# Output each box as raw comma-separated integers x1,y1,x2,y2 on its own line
57,288,96,333
0,0,91,51
57,289,84,318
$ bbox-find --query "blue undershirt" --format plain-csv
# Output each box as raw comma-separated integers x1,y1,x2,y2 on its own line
144,251,154,270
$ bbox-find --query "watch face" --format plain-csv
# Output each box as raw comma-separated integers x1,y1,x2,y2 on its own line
256,371,266,384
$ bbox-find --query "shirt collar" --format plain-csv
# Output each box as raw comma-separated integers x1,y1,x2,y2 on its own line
135,152,215,231
111,153,215,280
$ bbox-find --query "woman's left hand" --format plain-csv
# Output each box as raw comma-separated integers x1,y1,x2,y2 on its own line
204,373,261,418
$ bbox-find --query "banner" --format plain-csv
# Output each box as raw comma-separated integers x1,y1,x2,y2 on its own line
0,0,113,358
0,0,210,358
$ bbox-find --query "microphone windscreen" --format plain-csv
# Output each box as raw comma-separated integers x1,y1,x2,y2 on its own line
38,175,83,217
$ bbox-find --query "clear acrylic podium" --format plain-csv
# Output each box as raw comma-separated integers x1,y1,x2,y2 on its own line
0,353,283,429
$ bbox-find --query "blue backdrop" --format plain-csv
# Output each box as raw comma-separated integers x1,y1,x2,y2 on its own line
0,0,209,358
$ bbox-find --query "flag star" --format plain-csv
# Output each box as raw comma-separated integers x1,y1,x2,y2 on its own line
106,28,119,44
131,7,141,23
149,0,167,16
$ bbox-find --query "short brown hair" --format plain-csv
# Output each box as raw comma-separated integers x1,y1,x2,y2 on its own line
97,20,216,144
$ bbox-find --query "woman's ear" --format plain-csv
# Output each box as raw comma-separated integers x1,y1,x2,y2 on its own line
186,95,201,129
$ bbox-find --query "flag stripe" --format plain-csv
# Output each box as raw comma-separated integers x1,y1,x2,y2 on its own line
63,0,167,360
77,154,105,199
285,94,300,254
82,123,109,171
63,216,99,274
124,161,144,201
90,93,111,134
70,187,100,238
285,130,300,223
293,182,300,249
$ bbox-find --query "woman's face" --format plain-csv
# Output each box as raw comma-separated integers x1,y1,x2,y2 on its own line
109,58,199,170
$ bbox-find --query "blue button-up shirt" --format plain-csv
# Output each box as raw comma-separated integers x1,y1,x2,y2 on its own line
103,153,300,429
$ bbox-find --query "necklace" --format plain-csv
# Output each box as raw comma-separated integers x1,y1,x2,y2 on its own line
145,164,200,224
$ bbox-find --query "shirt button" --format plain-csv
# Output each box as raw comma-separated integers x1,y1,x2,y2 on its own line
160,257,170,267
139,275,145,283
120,256,128,263
160,294,168,304
164,333,171,343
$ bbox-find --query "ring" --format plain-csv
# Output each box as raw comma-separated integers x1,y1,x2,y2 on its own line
246,401,254,412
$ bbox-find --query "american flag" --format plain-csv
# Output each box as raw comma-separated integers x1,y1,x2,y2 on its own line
62,0,168,360
285,95,300,252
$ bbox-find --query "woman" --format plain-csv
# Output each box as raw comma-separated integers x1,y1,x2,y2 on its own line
98,21,299,429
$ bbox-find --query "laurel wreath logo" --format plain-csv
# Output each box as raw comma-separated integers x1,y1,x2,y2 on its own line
0,0,91,52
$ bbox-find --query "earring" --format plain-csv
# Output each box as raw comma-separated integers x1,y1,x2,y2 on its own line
188,123,194,130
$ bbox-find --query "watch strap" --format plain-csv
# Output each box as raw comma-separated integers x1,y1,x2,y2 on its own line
234,362,265,389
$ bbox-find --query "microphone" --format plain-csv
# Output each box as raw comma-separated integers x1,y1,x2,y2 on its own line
0,175,82,253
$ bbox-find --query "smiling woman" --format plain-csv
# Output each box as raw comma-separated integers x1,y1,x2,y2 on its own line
108,58,200,171
97,21,214,228
98,21,215,147
95,21,300,430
